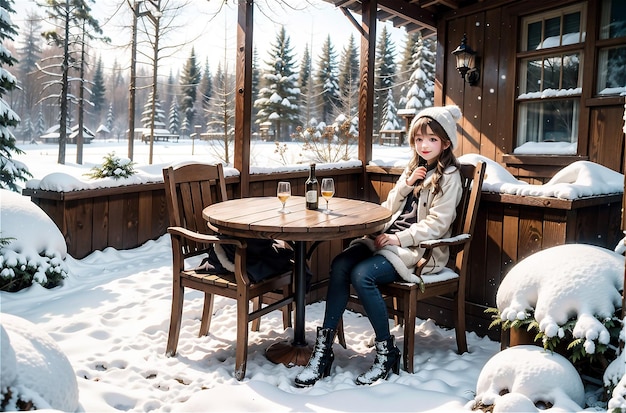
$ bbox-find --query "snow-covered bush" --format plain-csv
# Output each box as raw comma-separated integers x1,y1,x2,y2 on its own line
293,116,358,163
86,152,136,179
487,244,623,375
0,247,67,292
469,345,586,412
0,190,69,292
1,313,79,411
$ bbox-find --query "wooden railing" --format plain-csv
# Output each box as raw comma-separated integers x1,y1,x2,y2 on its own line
22,166,623,339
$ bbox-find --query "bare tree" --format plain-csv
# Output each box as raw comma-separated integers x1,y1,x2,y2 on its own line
39,0,104,164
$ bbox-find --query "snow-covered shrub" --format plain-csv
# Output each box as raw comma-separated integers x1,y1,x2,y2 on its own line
0,247,67,291
86,152,136,179
469,345,586,412
1,313,79,411
0,189,69,292
487,244,623,375
293,116,358,163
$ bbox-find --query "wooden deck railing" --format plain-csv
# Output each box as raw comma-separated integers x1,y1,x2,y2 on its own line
22,166,623,339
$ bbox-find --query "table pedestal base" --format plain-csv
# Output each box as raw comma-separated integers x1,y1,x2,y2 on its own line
265,341,312,366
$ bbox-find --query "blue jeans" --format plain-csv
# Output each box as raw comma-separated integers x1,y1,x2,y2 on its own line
322,243,401,342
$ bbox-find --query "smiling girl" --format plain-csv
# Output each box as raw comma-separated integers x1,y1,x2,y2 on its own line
295,105,464,388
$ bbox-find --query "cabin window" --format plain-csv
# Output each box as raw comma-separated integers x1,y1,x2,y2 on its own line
515,4,585,154
597,0,626,95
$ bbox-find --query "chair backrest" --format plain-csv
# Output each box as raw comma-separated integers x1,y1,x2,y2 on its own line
450,161,486,275
163,163,228,251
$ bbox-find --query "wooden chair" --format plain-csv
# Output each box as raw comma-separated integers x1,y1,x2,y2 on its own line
340,161,486,373
162,163,294,381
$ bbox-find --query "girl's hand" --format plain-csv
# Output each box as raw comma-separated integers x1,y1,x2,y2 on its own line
406,166,427,186
374,233,400,249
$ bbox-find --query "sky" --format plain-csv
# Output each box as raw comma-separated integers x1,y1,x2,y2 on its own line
11,0,407,81
1,138,626,412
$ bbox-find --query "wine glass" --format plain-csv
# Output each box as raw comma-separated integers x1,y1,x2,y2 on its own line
277,181,291,214
321,178,335,214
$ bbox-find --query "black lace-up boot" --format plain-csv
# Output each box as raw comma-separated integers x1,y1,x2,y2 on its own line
355,335,401,385
294,327,335,387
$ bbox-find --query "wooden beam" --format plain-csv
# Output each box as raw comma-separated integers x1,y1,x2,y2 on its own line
235,0,253,198
359,0,376,194
377,0,437,32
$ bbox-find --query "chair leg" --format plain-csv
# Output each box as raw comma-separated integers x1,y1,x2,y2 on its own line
403,290,417,374
235,292,250,381
281,285,292,329
198,292,214,337
166,281,184,357
335,317,347,349
251,296,261,332
392,296,402,326
454,292,468,354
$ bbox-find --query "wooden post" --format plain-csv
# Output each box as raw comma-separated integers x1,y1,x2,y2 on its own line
235,0,253,198
622,102,625,319
358,0,376,198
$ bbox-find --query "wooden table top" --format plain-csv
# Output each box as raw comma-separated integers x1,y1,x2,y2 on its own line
203,196,392,242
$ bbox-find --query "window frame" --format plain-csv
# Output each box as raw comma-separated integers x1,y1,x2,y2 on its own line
514,3,587,154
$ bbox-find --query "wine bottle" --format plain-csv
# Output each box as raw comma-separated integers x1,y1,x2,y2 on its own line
305,163,318,210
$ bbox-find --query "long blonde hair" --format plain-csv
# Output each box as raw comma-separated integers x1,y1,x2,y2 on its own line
407,116,459,196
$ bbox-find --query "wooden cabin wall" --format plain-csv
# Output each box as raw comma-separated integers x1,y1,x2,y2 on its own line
439,0,626,182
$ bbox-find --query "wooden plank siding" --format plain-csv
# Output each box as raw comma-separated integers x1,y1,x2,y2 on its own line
22,168,622,339
440,1,626,183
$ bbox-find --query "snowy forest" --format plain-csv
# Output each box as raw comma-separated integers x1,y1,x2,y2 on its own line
5,0,436,162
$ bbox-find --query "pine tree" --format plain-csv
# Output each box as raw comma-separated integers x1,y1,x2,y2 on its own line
380,89,400,131
298,43,315,126
315,35,340,125
338,33,360,117
180,48,201,131
163,69,176,117
141,93,167,130
105,103,114,132
404,32,436,111
91,56,107,128
35,105,46,140
199,58,212,125
254,26,300,141
205,61,236,164
168,100,180,135
398,32,420,109
374,25,397,133
15,11,42,136
0,0,31,191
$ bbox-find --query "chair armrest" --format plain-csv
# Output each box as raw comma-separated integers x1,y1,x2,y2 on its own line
419,233,471,249
167,226,245,248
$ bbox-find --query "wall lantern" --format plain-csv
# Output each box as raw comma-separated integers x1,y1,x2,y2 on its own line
452,34,480,86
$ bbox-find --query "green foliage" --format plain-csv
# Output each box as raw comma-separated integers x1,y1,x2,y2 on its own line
0,0,32,192
487,306,622,369
0,247,68,292
86,152,136,179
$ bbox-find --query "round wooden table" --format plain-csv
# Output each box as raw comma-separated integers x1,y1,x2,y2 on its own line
203,196,391,366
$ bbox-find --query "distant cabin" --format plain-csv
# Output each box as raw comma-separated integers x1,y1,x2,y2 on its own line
40,125,96,144
96,124,111,140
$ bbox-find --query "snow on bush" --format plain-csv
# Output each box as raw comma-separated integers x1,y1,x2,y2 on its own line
0,313,78,411
0,189,68,291
492,244,623,362
469,345,585,412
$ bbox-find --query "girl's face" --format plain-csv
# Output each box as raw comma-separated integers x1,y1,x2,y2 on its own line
413,125,450,165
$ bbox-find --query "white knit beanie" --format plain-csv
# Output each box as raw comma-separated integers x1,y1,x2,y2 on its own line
412,105,462,148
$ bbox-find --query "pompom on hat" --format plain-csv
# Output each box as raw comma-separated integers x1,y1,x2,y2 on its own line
411,105,462,148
